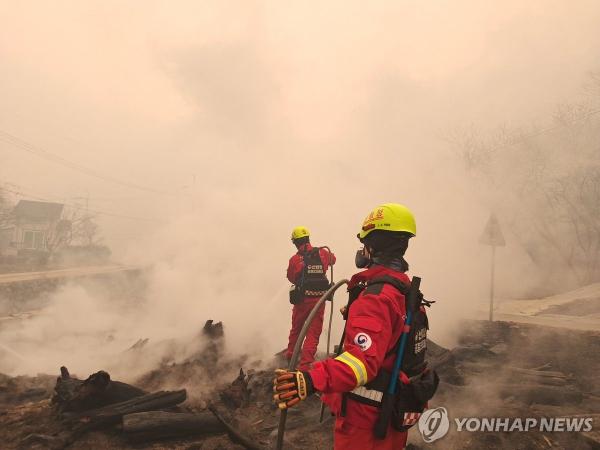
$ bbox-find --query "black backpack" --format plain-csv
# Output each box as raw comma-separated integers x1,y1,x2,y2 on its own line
289,247,331,304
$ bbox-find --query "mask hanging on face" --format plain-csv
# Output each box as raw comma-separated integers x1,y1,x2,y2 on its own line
355,246,371,268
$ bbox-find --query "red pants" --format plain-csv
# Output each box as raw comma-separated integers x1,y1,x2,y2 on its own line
334,417,407,450
286,298,325,370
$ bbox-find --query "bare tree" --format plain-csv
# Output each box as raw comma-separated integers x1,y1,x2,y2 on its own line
453,73,600,286
75,216,101,246
46,204,102,250
0,186,13,228
550,168,600,283
46,219,72,253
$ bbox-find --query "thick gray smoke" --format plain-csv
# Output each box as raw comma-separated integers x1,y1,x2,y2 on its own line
1,1,600,376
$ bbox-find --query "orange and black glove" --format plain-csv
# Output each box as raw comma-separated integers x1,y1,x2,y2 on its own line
273,369,314,409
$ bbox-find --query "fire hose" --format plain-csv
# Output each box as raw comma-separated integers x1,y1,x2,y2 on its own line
275,278,349,450
320,246,335,360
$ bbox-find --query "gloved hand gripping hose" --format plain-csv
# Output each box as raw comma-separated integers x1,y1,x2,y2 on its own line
275,278,349,450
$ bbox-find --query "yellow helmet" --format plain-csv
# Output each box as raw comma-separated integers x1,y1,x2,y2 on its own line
358,203,416,240
291,226,310,241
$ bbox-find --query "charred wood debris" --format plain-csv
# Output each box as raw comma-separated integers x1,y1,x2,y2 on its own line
0,319,599,449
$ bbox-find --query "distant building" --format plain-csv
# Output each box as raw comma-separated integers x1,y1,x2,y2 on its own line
0,200,66,255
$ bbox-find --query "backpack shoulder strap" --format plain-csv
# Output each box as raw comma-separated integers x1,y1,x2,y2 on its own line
367,276,413,359
367,275,409,295
301,246,320,258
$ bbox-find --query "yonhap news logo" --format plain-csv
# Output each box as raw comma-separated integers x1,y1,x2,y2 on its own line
417,407,594,444
418,407,450,443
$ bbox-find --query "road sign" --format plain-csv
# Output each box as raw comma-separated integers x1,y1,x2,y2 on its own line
479,214,505,247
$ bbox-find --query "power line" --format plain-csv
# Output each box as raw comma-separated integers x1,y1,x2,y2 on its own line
0,130,180,196
485,107,600,152
3,185,165,223
0,184,166,224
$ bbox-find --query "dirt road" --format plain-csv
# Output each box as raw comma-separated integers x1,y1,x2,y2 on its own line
0,265,142,285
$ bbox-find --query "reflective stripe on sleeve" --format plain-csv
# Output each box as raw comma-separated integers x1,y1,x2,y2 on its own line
334,351,368,386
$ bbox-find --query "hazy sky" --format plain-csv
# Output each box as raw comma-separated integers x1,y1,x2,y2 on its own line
1,1,600,373
2,1,599,236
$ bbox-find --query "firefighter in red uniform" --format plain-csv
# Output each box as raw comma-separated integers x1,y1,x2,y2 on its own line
274,204,436,450
286,226,336,370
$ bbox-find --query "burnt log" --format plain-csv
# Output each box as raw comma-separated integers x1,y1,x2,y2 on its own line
122,411,225,442
69,389,187,426
71,370,146,412
53,367,146,413
58,390,188,448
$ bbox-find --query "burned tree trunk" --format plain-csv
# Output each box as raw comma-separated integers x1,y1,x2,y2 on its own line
52,366,83,410
122,411,225,442
53,367,146,413
203,319,224,339
68,389,188,426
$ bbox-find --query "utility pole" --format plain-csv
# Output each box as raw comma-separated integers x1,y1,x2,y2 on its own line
489,244,496,321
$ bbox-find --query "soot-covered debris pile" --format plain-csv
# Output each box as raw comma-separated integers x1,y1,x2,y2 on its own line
0,319,599,449
424,320,600,449
0,320,265,449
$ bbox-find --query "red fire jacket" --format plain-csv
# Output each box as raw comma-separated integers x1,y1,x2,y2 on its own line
287,243,336,285
309,264,412,430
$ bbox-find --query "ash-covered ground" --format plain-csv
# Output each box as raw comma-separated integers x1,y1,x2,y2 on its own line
1,319,599,450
